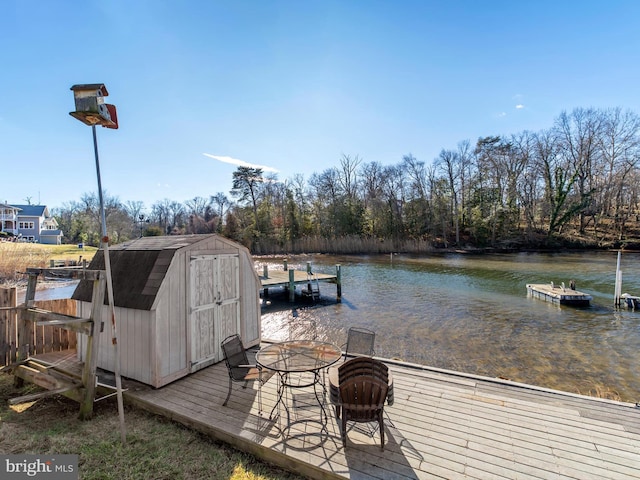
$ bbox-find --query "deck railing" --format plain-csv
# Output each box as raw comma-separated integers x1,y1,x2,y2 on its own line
0,287,77,366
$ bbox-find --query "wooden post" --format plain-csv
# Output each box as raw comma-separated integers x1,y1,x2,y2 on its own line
283,259,288,271
336,264,342,303
18,274,39,360
25,273,38,309
262,266,269,298
306,262,312,274
289,269,295,303
79,273,106,420
0,287,17,367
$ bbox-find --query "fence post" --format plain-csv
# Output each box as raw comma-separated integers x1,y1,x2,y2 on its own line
0,287,18,366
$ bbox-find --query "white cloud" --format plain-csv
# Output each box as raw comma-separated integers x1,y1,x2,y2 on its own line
497,112,507,117
515,104,525,109
203,153,279,173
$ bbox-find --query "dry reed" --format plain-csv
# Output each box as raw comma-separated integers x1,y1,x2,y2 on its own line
253,235,436,255
0,242,50,285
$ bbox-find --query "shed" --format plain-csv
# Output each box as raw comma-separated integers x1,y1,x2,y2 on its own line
72,234,261,388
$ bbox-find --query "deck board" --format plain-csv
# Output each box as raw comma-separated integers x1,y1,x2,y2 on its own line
31,350,640,480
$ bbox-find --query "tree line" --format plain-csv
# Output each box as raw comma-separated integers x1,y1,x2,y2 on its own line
53,106,640,254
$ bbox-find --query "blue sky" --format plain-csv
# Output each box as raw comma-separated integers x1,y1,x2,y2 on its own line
2,1,639,210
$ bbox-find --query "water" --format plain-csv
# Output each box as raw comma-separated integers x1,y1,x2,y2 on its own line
16,281,79,303
258,251,640,403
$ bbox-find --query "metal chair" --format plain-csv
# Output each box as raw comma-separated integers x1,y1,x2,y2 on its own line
220,334,273,414
338,373,389,449
343,326,376,359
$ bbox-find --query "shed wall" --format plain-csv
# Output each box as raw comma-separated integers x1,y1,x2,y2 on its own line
239,248,261,346
154,251,188,383
77,234,261,388
78,302,155,386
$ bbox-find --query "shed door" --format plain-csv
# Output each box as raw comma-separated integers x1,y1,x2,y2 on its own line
189,254,240,371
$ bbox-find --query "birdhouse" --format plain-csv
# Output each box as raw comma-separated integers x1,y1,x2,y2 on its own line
69,83,118,129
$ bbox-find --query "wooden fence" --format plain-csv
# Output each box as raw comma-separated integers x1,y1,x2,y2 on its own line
0,287,77,367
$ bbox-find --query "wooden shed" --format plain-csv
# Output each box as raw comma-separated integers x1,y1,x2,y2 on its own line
72,234,261,388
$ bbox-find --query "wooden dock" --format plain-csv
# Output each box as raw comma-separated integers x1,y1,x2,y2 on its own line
526,283,593,307
32,350,640,480
620,293,640,310
259,264,341,302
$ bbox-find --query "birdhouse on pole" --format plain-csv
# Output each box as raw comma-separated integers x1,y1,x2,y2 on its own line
69,83,118,129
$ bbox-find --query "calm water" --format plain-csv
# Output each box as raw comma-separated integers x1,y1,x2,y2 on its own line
258,251,640,403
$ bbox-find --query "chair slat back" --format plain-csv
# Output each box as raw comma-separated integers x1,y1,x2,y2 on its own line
338,356,388,384
339,376,388,422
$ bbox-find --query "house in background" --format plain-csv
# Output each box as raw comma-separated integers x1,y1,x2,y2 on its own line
0,203,63,244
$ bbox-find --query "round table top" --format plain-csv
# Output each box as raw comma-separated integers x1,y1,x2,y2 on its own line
256,340,342,373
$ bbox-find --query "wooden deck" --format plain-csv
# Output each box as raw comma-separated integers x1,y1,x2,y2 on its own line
526,284,593,307
259,269,337,288
105,352,640,480
259,268,340,302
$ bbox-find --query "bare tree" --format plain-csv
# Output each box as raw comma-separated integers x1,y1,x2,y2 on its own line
457,139,473,231
596,108,640,239
534,130,587,235
436,149,461,244
210,193,230,222
338,154,361,200
554,108,603,232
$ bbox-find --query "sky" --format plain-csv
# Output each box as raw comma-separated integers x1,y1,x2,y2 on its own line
2,1,639,211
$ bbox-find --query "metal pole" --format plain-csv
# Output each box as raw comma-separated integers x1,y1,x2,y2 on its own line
92,125,126,444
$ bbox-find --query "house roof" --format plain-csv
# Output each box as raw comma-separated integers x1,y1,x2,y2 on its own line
40,229,63,236
12,205,47,217
71,234,223,311
0,204,21,211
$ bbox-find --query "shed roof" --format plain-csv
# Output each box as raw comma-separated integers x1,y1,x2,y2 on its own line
71,234,227,310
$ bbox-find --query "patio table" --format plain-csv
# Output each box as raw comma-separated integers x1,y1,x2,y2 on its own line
256,340,341,426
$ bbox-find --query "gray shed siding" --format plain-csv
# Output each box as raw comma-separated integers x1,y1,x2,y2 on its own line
75,234,260,388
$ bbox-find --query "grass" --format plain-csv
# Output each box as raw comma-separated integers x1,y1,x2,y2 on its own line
0,374,305,480
0,243,306,479
0,243,97,285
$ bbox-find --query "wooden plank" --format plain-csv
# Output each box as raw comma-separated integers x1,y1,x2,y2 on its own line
9,386,76,405
25,309,92,336
13,365,68,391
25,267,102,281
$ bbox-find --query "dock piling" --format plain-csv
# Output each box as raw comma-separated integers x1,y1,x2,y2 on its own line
288,269,295,302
